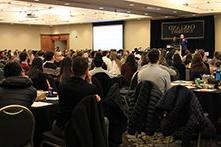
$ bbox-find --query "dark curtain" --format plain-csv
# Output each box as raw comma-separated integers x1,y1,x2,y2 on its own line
150,16,215,58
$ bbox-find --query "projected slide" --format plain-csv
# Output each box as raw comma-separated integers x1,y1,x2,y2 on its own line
93,24,123,50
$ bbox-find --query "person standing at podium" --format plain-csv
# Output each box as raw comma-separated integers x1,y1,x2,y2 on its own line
180,34,188,56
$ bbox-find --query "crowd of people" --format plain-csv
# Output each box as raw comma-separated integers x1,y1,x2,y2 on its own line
0,47,220,146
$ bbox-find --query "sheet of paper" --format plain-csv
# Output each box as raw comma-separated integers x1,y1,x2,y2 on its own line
31,101,53,108
46,96,59,101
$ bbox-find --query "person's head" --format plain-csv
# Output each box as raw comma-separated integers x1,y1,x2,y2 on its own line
93,56,104,67
19,52,28,62
214,51,220,59
72,56,88,78
3,62,23,78
148,49,160,64
44,51,54,61
31,57,43,70
180,34,184,39
184,53,192,65
125,54,136,65
123,50,130,56
198,49,205,59
192,52,203,65
60,56,73,81
37,50,44,57
173,53,183,65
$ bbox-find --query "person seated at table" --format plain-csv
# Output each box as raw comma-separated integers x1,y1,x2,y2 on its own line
28,57,49,91
198,49,210,74
19,52,30,74
0,62,37,108
109,52,122,76
173,53,186,80
138,49,171,94
89,54,111,77
121,54,138,86
53,56,99,138
191,52,210,80
43,51,60,77
58,56,73,82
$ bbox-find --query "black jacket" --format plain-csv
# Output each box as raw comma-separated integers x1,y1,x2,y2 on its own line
56,77,98,128
102,83,128,146
157,85,215,147
0,76,37,108
128,81,163,135
65,95,107,147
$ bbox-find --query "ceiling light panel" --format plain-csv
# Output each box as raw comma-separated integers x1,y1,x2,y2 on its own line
0,0,147,25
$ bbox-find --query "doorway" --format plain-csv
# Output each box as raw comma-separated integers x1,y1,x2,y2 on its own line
41,34,69,52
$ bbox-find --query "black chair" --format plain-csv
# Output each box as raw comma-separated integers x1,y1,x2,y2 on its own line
0,105,35,147
40,131,65,147
92,73,112,98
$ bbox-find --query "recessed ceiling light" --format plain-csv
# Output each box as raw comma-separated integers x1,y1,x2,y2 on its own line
99,7,104,10
165,16,169,18
129,3,135,7
64,3,70,6
173,11,177,13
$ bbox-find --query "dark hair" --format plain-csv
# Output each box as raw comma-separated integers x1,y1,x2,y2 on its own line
148,49,160,64
173,54,183,65
28,57,43,77
72,56,88,77
36,50,44,57
125,54,137,66
102,51,109,56
4,62,22,77
44,51,54,61
60,57,73,81
184,53,192,65
198,49,205,58
93,56,103,67
19,52,28,62
192,53,203,65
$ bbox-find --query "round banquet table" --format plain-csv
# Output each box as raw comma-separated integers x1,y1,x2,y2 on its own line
172,81,221,133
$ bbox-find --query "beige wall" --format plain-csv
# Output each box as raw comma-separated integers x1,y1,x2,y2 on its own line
215,15,221,52
0,19,150,51
51,24,93,50
0,24,50,50
124,19,150,51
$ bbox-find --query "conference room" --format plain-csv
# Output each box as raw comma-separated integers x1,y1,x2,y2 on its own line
1,0,221,147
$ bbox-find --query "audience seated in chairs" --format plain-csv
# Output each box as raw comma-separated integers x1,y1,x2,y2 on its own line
28,57,49,91
138,49,171,94
191,52,210,80
53,56,100,138
121,54,138,87
0,62,36,108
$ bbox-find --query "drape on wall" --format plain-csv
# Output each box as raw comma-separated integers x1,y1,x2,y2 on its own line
150,16,215,57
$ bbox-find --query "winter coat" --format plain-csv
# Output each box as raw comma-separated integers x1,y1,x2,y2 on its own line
128,81,163,135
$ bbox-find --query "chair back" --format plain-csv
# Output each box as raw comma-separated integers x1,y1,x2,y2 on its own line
0,105,35,147
92,73,112,98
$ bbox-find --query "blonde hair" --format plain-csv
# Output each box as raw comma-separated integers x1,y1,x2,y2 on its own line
110,52,122,69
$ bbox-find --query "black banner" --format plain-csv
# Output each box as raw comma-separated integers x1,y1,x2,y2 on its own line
161,20,204,40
